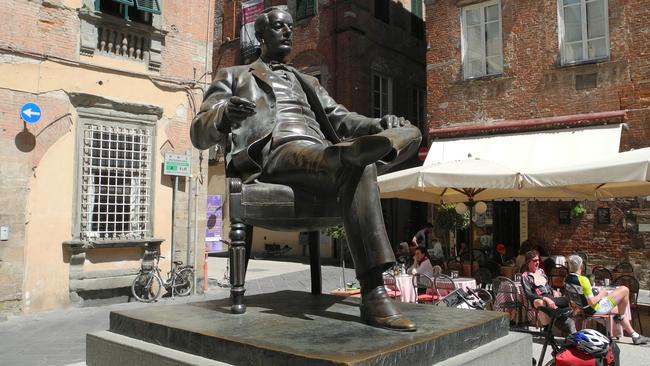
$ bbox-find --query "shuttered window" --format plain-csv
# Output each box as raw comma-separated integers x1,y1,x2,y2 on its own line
296,0,317,20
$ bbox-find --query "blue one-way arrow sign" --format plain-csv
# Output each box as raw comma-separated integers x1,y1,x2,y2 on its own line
20,102,42,124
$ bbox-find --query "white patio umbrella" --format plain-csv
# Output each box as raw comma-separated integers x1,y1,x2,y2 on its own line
378,158,524,204
377,148,650,275
522,147,650,200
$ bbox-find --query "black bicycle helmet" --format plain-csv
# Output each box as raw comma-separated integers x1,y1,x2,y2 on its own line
566,329,610,357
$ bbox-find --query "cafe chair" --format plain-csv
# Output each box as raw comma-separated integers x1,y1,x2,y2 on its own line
492,276,526,327
474,267,493,290
591,266,613,285
565,282,615,338
548,265,569,292
612,261,634,282
227,177,342,313
613,275,643,333
412,273,437,304
434,274,457,298
446,258,462,275
383,272,402,299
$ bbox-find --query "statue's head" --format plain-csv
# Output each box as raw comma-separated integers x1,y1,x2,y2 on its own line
255,7,293,62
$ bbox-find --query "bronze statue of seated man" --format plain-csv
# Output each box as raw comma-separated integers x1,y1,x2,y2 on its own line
191,6,422,331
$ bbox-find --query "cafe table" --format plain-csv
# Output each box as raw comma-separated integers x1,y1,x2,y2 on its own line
452,277,477,290
394,274,417,303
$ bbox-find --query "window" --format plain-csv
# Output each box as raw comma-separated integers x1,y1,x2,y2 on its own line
372,73,393,118
78,122,153,241
558,0,609,65
461,1,503,79
96,0,161,25
296,0,317,20
411,0,423,19
375,0,389,23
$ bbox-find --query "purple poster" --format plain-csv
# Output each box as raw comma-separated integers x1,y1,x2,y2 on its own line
205,195,224,253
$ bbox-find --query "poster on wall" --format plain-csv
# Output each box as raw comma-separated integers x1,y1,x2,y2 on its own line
240,0,265,63
205,195,224,253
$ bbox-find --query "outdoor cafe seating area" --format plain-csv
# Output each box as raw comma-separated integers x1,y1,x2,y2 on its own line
381,253,644,338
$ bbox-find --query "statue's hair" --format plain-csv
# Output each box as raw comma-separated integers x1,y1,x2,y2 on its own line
254,7,288,41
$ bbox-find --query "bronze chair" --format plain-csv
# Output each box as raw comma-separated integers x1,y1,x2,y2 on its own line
227,177,342,313
434,274,456,298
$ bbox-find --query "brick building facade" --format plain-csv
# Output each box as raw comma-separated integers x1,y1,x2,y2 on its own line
425,0,650,285
209,0,428,246
0,0,213,314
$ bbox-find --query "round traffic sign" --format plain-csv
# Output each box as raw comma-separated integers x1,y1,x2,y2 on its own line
20,102,42,124
418,147,428,161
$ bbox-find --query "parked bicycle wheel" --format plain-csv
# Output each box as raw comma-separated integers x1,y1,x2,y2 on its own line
172,268,194,297
131,271,162,302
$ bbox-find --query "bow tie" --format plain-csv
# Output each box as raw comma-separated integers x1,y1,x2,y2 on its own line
268,61,292,71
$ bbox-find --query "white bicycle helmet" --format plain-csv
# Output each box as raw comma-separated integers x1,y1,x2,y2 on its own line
566,329,610,357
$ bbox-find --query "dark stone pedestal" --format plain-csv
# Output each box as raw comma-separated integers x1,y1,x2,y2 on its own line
87,291,524,366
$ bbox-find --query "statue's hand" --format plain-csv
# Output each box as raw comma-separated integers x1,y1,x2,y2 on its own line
379,115,411,130
224,96,256,127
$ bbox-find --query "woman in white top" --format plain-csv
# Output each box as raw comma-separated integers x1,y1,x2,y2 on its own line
409,246,434,279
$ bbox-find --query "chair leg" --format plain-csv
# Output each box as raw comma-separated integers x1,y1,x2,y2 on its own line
308,231,322,295
229,220,247,314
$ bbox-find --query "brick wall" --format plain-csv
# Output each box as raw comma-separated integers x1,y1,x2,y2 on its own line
426,0,650,286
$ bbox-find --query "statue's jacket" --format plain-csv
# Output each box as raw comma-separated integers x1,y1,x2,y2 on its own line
191,58,381,183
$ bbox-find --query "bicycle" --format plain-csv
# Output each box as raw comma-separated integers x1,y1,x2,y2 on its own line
131,252,194,302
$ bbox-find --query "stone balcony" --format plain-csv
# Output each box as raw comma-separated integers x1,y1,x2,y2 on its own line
78,9,167,72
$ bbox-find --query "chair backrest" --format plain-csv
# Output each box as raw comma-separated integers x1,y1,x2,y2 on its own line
548,265,568,289
565,281,589,310
474,267,493,290
446,258,462,272
383,272,399,291
591,266,613,282
492,276,519,296
432,265,443,276
412,273,435,294
613,274,639,303
613,261,634,274
434,274,456,297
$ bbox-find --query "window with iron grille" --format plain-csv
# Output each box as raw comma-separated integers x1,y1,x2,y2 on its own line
558,0,609,65
296,0,317,20
79,122,153,241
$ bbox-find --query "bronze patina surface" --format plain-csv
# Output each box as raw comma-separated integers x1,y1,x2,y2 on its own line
108,291,508,366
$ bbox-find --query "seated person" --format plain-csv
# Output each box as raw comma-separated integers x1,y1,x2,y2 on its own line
565,254,648,345
410,246,434,278
521,250,576,334
409,246,434,293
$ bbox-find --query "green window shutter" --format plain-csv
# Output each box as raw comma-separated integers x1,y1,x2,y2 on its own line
296,0,316,20
113,0,135,5
135,0,161,14
411,0,422,18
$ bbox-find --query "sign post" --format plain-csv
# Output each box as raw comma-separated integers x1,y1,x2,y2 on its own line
164,153,192,268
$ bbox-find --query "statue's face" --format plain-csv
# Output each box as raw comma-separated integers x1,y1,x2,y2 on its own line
261,10,293,59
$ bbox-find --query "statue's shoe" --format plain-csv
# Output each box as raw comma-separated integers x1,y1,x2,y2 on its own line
360,286,417,332
332,135,393,168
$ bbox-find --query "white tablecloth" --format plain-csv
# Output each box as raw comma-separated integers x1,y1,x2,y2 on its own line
452,277,477,290
394,274,417,303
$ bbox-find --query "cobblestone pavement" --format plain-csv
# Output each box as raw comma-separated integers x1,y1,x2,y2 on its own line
0,257,648,365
